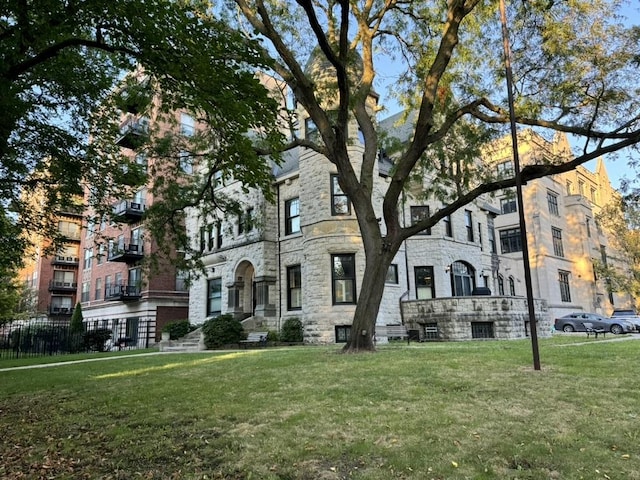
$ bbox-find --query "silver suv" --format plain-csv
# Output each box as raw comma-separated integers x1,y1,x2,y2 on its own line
611,309,640,332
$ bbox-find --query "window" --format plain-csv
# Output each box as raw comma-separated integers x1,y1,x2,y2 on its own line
332,254,356,304
452,261,474,297
552,227,564,257
471,322,494,339
95,278,102,300
238,208,254,235
83,248,93,270
335,325,351,343
285,198,300,235
179,151,193,174
81,281,90,302
207,278,222,317
128,267,142,288
207,223,215,250
58,220,80,240
500,197,517,214
465,210,474,242
578,180,585,196
216,221,223,248
559,270,571,302
131,227,143,251
477,222,483,250
566,180,572,195
105,275,112,297
199,227,206,252
547,191,559,216
500,228,522,253
331,175,351,215
53,270,74,287
415,266,435,299
287,265,302,310
488,217,496,253
590,187,597,203
126,317,139,341
410,206,431,235
586,218,591,237
305,117,319,142
496,160,514,177
180,113,195,136
114,272,122,286
386,264,399,284
498,275,505,295
509,276,516,296
176,270,188,292
443,215,452,237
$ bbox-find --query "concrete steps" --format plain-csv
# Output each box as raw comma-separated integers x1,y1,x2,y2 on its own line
159,327,205,352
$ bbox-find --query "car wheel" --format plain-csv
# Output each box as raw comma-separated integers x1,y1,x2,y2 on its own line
610,324,623,335
562,324,574,333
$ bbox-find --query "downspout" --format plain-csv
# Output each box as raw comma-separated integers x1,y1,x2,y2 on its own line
276,182,282,333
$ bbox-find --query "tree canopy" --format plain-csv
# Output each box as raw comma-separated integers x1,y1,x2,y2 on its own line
0,0,284,271
221,0,640,351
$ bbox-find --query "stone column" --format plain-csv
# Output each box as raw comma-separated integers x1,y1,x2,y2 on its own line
253,276,276,317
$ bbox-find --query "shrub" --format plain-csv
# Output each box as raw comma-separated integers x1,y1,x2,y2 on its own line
267,330,279,342
70,302,84,334
280,317,303,343
202,314,244,349
162,320,192,340
83,328,113,352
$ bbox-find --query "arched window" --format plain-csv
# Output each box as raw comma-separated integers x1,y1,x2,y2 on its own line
509,276,516,296
498,274,505,295
451,261,475,296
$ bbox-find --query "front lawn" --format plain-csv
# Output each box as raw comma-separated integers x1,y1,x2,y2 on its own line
1,336,638,479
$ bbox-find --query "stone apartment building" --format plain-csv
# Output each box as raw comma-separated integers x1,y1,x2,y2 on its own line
186,105,629,343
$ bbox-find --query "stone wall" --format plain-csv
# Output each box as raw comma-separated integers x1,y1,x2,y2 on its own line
401,296,551,341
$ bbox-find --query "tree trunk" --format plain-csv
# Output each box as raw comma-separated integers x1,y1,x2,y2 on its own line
342,248,393,353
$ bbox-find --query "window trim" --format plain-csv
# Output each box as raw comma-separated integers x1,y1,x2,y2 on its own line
206,278,222,317
410,205,431,235
330,174,351,216
285,197,301,235
331,254,357,305
559,270,571,302
552,227,564,257
386,264,399,284
287,265,302,311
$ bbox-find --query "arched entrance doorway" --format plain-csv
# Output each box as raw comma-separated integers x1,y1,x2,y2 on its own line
451,261,475,296
230,261,255,320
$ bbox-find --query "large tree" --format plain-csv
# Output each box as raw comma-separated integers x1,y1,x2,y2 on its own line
1,0,283,267
223,0,640,352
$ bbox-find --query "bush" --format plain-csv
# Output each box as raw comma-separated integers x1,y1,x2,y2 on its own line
280,317,303,343
162,320,192,340
83,328,113,352
202,314,244,349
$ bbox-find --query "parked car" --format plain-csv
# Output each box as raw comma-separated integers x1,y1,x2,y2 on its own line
554,312,636,334
610,309,640,332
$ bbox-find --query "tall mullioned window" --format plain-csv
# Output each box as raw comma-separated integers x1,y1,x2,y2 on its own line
559,270,571,302
547,191,559,216
285,198,300,235
464,210,474,242
552,227,564,257
331,254,356,304
207,278,222,317
287,265,302,310
415,266,435,299
331,175,351,215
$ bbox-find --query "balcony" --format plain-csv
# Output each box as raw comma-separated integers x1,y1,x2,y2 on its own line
48,280,78,293
108,243,144,263
113,200,145,222
51,255,80,266
115,116,148,149
105,284,141,301
48,305,73,317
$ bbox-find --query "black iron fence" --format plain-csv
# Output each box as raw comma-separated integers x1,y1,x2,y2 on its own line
0,318,155,361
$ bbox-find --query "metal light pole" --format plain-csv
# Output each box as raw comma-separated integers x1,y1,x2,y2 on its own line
499,0,541,370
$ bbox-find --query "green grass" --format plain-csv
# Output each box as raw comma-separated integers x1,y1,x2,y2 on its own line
1,336,639,479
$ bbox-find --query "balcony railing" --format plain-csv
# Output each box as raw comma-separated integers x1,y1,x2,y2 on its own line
108,243,144,263
113,200,145,222
105,284,141,301
51,256,80,266
48,280,78,292
48,305,74,316
116,116,148,149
